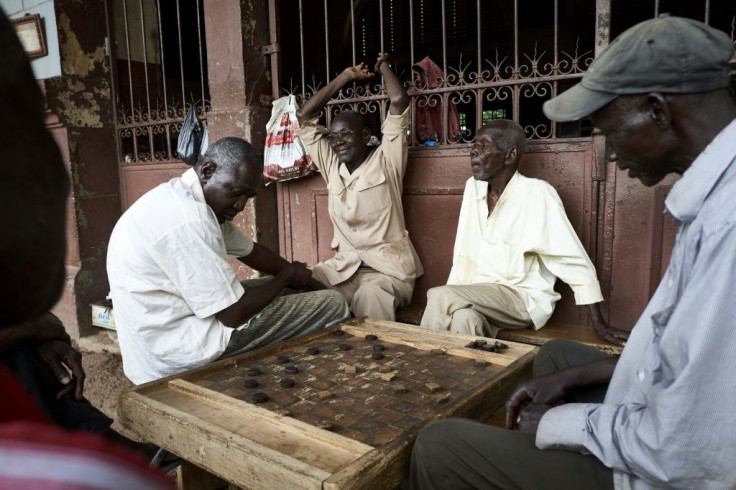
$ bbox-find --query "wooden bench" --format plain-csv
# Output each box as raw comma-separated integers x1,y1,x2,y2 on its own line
396,303,623,356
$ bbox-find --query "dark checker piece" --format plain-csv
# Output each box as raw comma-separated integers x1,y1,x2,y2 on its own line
332,330,346,337
243,379,258,389
475,339,487,346
365,334,378,341
371,352,384,360
280,378,295,388
339,344,352,351
373,345,385,352
247,368,261,376
285,365,299,374
276,355,290,364
306,347,320,355
465,341,477,349
253,392,269,403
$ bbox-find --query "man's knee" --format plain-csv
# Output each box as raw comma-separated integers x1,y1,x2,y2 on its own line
316,289,350,317
449,308,485,335
534,339,593,377
414,418,465,462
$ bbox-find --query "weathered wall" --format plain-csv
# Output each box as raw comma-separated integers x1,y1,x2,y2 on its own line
43,0,121,337
203,0,278,278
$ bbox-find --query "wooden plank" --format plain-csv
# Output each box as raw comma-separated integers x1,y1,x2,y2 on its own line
167,379,373,456
341,317,536,366
119,391,334,489
497,322,623,355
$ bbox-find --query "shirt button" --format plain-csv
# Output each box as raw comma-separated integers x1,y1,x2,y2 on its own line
637,370,645,382
351,228,357,232
667,278,674,287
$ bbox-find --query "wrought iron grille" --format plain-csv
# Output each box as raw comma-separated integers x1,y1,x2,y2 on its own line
277,0,735,148
110,0,209,164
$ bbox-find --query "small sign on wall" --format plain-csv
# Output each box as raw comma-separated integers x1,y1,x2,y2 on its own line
11,14,47,59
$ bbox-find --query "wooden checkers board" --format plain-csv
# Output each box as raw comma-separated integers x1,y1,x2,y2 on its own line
119,318,537,489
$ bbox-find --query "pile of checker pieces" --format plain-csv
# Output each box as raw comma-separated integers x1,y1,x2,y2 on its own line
195,329,510,446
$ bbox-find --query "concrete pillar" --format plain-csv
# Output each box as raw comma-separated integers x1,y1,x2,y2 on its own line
44,0,120,337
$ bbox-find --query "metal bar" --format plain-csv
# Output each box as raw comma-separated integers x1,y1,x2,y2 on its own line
175,0,186,107
552,0,558,138
441,0,447,75
138,0,154,160
324,0,330,83
299,0,305,99
704,0,710,25
195,0,206,106
350,0,356,65
409,0,415,68
155,0,170,159
379,0,385,54
513,0,519,121
268,0,281,99
654,0,659,18
121,0,138,161
476,0,481,77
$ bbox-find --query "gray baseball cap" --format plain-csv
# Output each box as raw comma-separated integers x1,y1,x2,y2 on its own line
543,14,734,122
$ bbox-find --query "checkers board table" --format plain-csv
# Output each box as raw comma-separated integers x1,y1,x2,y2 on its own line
119,317,537,489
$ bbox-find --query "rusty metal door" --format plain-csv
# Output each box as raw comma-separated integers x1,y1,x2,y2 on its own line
107,0,210,209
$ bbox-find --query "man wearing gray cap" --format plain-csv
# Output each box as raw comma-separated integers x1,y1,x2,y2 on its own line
409,15,736,489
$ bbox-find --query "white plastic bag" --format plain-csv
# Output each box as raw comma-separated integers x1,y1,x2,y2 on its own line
263,95,316,183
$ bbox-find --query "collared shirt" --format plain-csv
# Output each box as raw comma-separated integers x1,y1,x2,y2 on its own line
107,169,253,384
296,108,423,285
537,119,736,489
449,172,603,328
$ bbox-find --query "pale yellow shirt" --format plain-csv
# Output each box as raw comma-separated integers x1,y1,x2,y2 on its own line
449,172,603,328
296,108,423,285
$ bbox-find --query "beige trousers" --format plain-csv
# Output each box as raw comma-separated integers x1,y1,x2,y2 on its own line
420,283,532,337
311,267,414,322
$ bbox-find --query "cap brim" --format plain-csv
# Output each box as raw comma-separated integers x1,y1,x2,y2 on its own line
543,83,618,122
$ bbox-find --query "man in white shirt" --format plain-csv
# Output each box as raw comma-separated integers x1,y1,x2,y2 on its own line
420,119,625,344
107,138,349,384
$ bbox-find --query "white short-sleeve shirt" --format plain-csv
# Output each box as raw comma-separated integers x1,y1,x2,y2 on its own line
107,169,253,384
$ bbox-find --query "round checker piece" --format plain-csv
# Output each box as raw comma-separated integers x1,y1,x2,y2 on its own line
372,344,385,352
339,344,351,351
371,352,384,360
244,379,258,389
365,334,378,341
306,346,320,355
252,392,268,403
332,330,346,337
280,378,295,388
247,368,261,376
285,365,299,374
275,355,290,364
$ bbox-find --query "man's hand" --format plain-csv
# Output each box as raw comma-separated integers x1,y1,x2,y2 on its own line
516,403,554,434
280,261,313,290
35,340,86,400
505,374,571,430
593,321,630,346
588,303,628,346
374,53,390,72
342,62,373,83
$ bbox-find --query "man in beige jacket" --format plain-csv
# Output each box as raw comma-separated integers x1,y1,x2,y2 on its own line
296,54,423,321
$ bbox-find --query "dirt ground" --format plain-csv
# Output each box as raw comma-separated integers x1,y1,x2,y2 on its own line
74,332,137,439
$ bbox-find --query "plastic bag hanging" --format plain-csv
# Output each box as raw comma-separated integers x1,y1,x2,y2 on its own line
263,95,317,183
177,104,203,165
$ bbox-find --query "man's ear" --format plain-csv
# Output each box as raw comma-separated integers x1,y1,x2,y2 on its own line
646,93,672,130
505,147,519,166
362,128,371,144
200,161,216,183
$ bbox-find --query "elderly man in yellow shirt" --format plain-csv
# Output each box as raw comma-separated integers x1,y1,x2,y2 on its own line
420,120,626,345
296,54,423,321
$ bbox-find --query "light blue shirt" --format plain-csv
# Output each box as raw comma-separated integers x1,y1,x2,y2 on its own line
537,119,736,489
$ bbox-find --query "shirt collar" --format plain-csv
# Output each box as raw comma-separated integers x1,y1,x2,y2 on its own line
471,171,522,202
665,119,736,223
181,168,207,205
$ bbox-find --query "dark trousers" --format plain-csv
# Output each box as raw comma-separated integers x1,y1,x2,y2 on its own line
409,339,614,490
0,343,112,432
